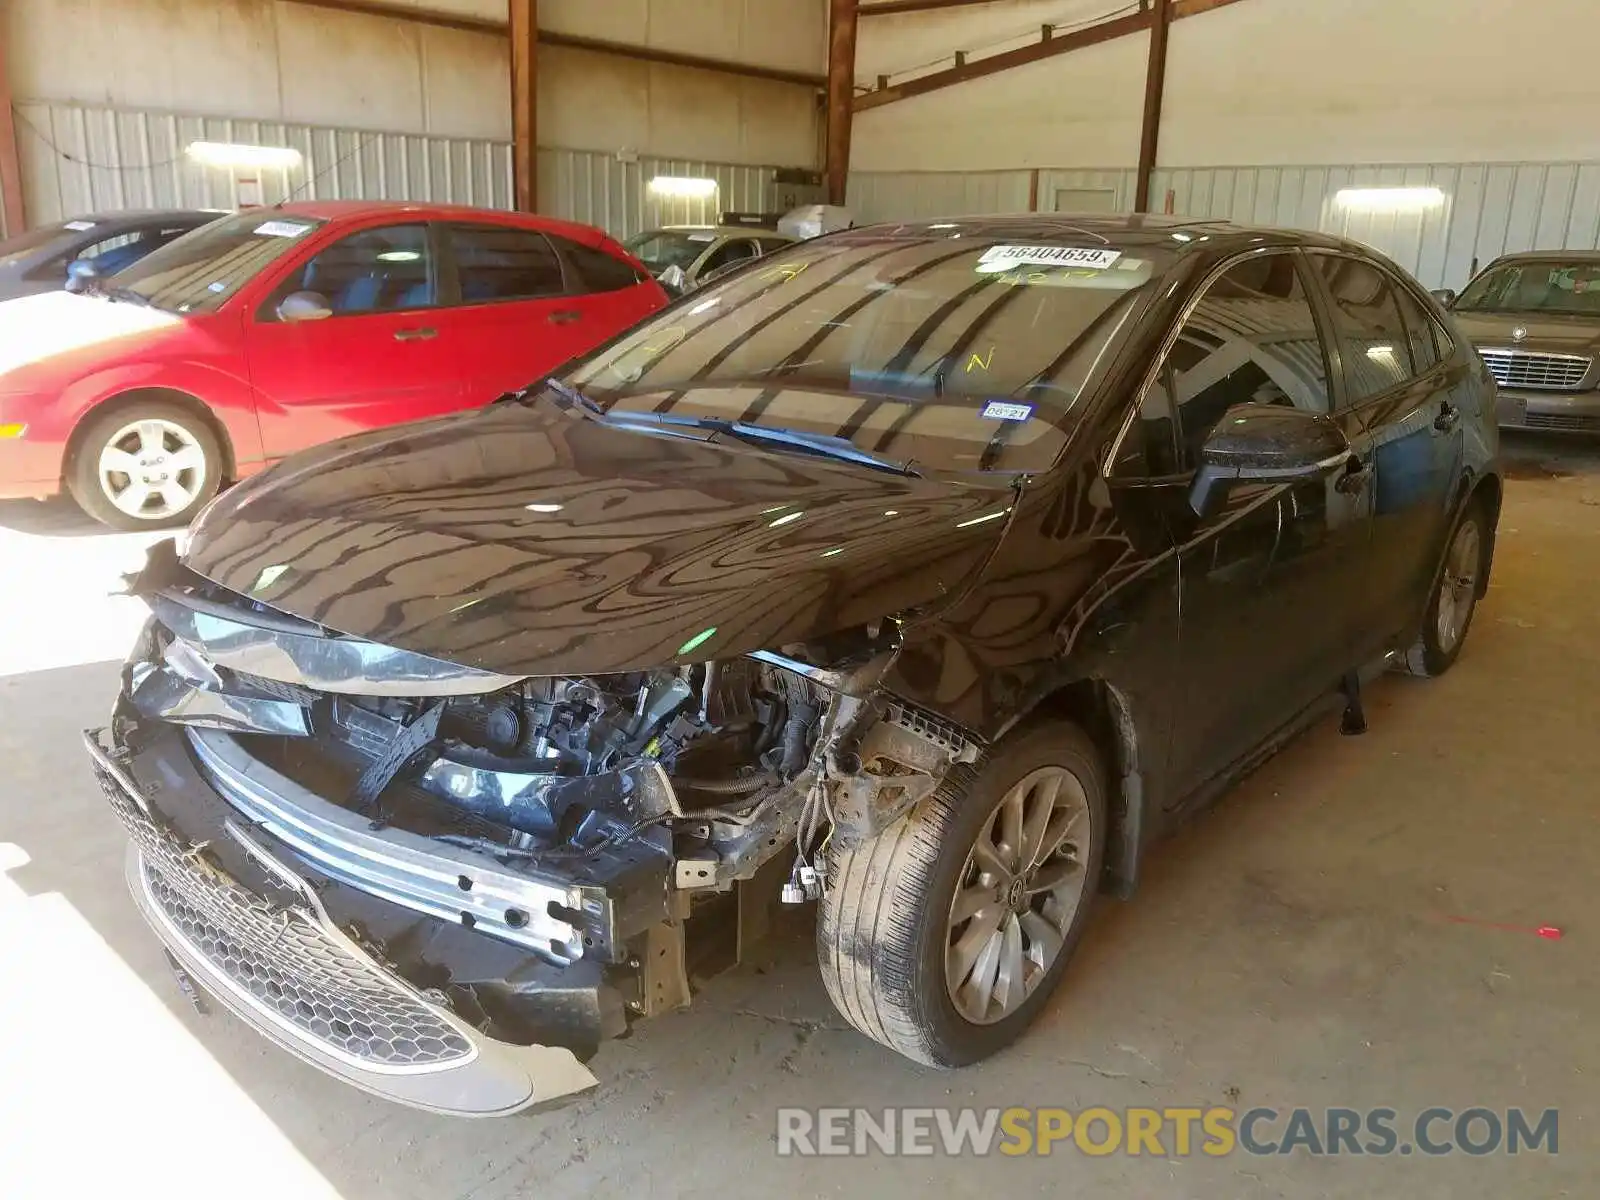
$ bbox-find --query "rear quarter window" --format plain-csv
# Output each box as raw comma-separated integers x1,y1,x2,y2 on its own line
551,235,644,294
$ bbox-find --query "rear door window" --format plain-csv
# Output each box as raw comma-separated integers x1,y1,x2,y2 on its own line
448,223,566,304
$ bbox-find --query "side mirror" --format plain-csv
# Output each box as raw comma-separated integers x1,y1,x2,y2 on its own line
277,290,333,323
64,259,99,293
1188,403,1352,519
1430,288,1457,308
658,264,690,295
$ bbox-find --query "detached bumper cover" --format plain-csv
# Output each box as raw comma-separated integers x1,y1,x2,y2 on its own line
87,729,599,1117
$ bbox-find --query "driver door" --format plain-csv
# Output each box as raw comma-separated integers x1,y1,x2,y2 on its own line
1113,250,1375,800
244,222,462,459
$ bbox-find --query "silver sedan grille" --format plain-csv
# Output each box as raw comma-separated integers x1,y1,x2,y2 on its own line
1479,348,1592,391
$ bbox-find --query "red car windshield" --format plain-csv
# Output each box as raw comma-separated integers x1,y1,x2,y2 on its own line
112,212,325,313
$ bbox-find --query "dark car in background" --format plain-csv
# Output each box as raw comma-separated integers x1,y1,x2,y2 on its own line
87,216,1500,1116
0,209,220,301
1446,251,1600,434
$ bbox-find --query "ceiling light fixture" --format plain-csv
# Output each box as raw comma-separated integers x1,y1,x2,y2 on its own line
186,141,303,170
1334,186,1446,212
649,176,718,199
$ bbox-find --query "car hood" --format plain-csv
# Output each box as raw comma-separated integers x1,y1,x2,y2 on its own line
0,289,187,385
181,398,1016,678
1451,309,1600,352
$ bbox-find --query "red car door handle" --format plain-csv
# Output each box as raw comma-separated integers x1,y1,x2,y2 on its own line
394,327,439,342
548,310,583,326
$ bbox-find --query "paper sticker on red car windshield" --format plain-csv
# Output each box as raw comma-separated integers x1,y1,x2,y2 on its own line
978,245,1122,272
253,220,313,239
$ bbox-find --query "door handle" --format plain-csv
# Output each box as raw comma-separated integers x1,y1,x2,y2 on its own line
1335,457,1372,495
547,310,583,326
1433,401,1462,433
394,327,438,342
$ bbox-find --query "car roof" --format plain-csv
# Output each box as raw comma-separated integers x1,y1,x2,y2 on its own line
837,213,1355,256
269,200,611,242
1487,249,1600,264
59,208,223,225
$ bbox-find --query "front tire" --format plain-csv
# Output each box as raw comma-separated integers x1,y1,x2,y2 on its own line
69,402,222,530
1398,499,1488,678
818,719,1107,1068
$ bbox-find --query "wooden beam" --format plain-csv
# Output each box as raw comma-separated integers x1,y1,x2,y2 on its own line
826,0,859,207
278,0,824,89
860,0,1009,15
1134,0,1171,212
855,0,1251,111
0,0,25,236
855,10,1148,112
509,0,537,212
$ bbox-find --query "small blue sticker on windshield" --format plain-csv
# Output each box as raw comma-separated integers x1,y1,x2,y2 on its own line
981,401,1033,422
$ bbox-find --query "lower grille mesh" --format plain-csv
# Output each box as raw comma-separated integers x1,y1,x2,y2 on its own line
95,762,472,1069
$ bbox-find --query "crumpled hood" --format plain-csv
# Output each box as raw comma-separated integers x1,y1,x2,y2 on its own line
182,399,1014,677
1451,309,1600,353
0,289,187,384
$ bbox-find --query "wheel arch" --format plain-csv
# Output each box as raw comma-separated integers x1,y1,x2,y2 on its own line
1028,676,1149,901
1468,469,1502,596
62,387,236,485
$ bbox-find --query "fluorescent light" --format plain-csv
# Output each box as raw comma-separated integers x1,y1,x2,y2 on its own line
649,176,718,199
1334,186,1445,212
377,250,421,263
1366,344,1397,360
956,509,1010,529
769,511,804,527
524,502,563,513
186,141,303,170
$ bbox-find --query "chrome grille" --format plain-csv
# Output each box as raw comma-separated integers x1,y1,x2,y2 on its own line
94,763,473,1070
1479,348,1592,391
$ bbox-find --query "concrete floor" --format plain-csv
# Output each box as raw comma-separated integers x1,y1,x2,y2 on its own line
0,437,1594,1198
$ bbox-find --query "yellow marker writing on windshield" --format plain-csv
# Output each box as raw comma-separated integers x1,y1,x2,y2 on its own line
966,347,995,373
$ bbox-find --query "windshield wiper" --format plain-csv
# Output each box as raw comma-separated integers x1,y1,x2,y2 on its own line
500,377,605,416
105,285,151,307
609,413,920,476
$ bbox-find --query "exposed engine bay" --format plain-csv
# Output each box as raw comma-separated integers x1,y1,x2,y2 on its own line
102,538,981,1105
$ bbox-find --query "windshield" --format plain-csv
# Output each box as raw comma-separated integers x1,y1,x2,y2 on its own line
624,230,715,273
0,223,80,268
1456,259,1600,316
110,212,324,313
563,235,1161,474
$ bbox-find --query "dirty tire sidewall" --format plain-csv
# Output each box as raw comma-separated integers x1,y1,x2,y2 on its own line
69,401,222,531
1399,499,1488,679
818,719,1107,1069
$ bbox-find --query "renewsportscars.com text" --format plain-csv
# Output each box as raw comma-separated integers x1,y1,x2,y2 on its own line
775,1106,1559,1158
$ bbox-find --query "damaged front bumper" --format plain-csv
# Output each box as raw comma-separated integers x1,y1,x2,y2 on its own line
87,728,600,1116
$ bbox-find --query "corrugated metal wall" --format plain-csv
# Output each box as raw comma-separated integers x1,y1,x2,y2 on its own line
15,100,514,219
850,161,1600,289
538,150,781,242
13,101,798,243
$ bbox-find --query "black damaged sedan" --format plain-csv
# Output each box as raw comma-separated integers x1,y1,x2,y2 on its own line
89,216,1501,1115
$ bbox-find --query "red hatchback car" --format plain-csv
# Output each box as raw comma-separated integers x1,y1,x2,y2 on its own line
0,201,667,527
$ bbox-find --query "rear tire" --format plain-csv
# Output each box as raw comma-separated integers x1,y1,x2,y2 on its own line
817,719,1107,1068
68,401,222,531
1397,499,1489,678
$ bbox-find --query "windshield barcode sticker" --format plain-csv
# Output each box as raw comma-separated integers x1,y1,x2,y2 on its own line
981,401,1034,422
254,220,312,238
979,245,1123,271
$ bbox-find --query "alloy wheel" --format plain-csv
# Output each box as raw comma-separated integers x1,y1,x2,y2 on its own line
1436,517,1482,654
945,765,1092,1025
97,418,207,521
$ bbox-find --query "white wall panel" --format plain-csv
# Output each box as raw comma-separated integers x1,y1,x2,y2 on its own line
541,0,826,78
849,162,1600,289
539,149,784,241
852,32,1146,173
